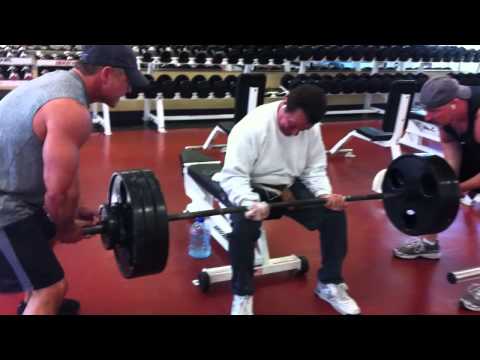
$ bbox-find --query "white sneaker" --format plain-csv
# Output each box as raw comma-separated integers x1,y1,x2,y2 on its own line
231,295,254,315
314,282,361,315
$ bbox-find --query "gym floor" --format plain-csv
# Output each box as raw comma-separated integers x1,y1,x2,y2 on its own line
1,118,479,315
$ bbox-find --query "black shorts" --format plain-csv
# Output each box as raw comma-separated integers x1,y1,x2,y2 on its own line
459,145,480,195
0,210,64,293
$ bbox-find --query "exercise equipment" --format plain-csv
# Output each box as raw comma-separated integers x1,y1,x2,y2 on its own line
81,154,461,280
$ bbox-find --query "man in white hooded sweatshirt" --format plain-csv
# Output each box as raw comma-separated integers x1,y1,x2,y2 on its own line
218,85,360,315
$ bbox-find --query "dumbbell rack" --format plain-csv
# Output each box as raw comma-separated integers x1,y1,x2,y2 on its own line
3,45,480,136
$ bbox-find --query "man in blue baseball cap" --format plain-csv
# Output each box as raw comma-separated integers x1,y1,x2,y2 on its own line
392,76,480,312
0,45,149,315
80,45,149,90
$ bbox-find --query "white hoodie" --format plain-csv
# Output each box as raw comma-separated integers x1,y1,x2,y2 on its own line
217,101,332,207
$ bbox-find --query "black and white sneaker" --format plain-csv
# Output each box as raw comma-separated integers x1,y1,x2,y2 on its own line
459,284,480,312
17,298,80,315
393,238,441,260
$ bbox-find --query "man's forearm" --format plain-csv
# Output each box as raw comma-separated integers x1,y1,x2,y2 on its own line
460,173,480,193
44,179,79,230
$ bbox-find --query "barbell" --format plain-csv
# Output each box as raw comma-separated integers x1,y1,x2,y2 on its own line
81,154,461,280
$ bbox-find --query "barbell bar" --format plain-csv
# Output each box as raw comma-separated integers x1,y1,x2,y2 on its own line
447,267,480,284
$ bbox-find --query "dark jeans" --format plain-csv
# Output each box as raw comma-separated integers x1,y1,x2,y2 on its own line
228,179,347,296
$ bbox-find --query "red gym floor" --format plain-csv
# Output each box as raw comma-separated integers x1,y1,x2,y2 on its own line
1,119,479,315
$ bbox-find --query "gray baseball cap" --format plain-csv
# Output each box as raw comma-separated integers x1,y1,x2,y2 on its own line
420,76,471,109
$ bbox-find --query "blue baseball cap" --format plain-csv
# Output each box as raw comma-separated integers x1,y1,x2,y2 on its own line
79,45,149,88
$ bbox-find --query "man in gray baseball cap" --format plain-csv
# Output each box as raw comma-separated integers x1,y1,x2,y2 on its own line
393,75,480,312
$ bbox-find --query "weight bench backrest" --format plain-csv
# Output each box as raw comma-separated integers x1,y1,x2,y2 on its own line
382,80,416,133
234,73,267,122
219,73,267,135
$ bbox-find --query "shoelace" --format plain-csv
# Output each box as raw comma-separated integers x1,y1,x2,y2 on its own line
234,297,252,313
403,238,425,250
327,284,351,302
467,284,480,300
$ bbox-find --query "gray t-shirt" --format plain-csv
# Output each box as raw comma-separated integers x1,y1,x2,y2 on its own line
0,70,89,228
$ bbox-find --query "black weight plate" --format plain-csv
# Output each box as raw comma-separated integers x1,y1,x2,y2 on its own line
108,171,148,278
382,155,460,236
139,170,169,274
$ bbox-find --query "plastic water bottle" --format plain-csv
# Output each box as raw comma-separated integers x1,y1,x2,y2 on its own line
188,217,211,259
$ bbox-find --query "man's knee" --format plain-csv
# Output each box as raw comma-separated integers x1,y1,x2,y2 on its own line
22,278,67,315
230,215,262,241
306,208,347,231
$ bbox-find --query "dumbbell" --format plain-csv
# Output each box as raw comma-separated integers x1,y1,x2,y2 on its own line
366,74,384,93
20,66,33,80
280,73,295,89
374,46,389,61
284,46,299,62
361,46,377,62
257,47,273,65
173,74,189,94
208,75,227,98
385,45,403,61
298,46,313,61
399,46,414,61
178,80,194,98
328,77,342,94
177,51,190,64
160,51,172,63
453,47,467,62
194,51,207,64
143,74,159,99
325,45,340,61
7,66,21,80
272,48,286,65
159,79,176,99
351,45,367,61
463,49,476,63
241,48,255,65
312,45,327,61
319,75,334,94
308,73,322,87
439,46,453,62
193,80,211,99
142,52,153,63
211,52,225,65
191,74,207,86
473,50,480,63
224,75,238,95
352,74,370,93
338,45,354,61
226,49,239,65
340,73,359,94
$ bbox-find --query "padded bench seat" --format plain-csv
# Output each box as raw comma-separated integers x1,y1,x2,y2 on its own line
356,127,393,141
187,163,233,207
